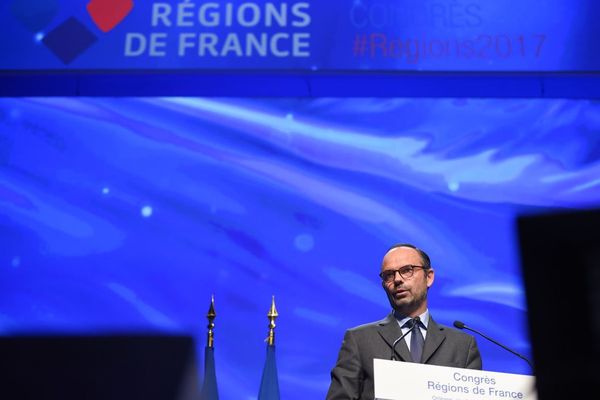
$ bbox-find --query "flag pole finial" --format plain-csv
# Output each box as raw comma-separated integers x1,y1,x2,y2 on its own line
267,295,278,346
207,295,216,348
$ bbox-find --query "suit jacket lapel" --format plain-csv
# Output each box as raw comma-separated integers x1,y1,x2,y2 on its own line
422,317,446,364
376,313,412,362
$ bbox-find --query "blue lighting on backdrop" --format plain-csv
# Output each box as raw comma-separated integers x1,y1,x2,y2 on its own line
1,97,600,399
4,1,600,70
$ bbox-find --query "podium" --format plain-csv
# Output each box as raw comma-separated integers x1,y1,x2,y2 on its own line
374,359,536,400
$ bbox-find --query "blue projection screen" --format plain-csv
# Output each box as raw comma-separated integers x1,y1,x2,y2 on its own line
1,97,600,398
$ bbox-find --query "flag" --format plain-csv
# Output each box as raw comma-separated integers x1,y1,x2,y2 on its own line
257,345,280,400
200,346,219,400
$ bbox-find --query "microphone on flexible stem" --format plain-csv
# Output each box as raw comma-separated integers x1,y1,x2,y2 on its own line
453,320,533,368
390,316,420,361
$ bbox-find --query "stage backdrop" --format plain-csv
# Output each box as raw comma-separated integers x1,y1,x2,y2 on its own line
2,0,600,70
1,97,600,398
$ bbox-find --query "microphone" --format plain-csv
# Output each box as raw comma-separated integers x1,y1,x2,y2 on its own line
453,320,533,368
390,316,421,361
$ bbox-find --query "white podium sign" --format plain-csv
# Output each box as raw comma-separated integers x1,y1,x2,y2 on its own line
374,359,536,400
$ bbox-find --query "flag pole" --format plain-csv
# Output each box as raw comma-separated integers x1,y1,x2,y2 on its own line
201,295,219,400
266,295,278,346
207,294,216,348
258,296,281,400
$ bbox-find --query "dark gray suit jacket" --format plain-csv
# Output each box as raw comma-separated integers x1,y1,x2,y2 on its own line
326,313,482,400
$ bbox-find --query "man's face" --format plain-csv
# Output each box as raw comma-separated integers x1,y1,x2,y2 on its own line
381,246,434,317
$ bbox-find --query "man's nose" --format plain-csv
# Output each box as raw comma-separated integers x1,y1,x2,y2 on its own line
393,270,404,282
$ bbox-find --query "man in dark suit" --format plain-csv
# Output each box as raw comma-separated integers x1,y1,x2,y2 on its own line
326,243,482,400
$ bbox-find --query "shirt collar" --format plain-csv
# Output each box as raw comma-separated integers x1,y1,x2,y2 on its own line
393,309,429,329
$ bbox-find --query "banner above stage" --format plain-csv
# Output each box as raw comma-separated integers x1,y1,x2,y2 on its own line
2,0,600,71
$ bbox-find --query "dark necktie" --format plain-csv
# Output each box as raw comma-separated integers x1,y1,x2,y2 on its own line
405,318,425,363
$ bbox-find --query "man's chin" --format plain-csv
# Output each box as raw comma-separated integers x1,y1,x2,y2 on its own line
387,295,413,312
394,297,428,316
393,301,413,312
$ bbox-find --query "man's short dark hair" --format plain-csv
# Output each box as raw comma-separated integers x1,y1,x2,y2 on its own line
386,243,432,270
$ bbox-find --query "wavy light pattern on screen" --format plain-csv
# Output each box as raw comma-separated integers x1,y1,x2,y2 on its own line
1,97,599,398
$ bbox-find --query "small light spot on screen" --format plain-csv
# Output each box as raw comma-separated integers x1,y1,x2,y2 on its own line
294,233,314,252
141,205,153,218
448,181,460,192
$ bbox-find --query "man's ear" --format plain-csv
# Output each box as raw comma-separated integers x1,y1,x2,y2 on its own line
426,268,435,288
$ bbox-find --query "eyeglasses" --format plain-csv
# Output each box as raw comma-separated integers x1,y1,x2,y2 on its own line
379,265,426,282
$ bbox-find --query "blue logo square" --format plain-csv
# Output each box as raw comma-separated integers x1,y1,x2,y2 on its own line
42,17,97,65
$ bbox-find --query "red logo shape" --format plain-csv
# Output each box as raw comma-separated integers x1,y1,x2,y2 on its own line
86,0,134,33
